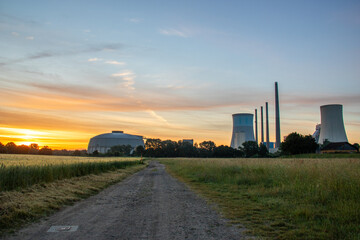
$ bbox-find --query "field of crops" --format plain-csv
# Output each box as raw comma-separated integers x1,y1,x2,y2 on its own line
0,154,142,191
161,158,360,240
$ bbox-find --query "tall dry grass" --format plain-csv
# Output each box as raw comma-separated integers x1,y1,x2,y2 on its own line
0,154,142,191
161,158,360,239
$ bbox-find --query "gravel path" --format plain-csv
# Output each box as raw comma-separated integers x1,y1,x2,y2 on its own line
6,161,248,240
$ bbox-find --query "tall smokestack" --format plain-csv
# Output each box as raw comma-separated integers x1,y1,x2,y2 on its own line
255,109,258,144
275,82,281,148
261,106,264,144
266,102,269,150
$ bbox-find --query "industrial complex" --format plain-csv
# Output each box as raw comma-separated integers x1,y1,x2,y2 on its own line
87,83,354,154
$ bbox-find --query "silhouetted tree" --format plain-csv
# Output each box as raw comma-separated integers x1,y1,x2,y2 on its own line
177,141,198,157
73,150,82,156
199,141,216,157
6,142,17,154
241,141,259,158
133,145,145,156
109,145,132,156
281,132,318,155
354,143,359,152
258,143,269,157
29,143,39,154
38,146,53,155
213,145,243,158
17,144,30,154
0,142,6,153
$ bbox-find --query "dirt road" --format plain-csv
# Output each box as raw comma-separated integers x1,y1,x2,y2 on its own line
6,161,247,240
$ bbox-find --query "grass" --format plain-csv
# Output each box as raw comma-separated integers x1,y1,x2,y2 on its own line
282,153,360,159
0,154,141,166
0,164,146,236
0,154,142,191
160,158,360,240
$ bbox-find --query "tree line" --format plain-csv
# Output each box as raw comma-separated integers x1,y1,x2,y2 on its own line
97,139,271,158
0,142,87,156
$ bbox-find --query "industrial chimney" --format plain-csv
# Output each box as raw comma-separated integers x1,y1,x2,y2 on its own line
275,82,281,148
266,102,269,149
261,106,264,144
230,113,255,149
318,104,348,144
255,109,258,144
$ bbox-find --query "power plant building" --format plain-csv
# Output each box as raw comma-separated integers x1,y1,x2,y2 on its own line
318,104,348,144
230,113,255,149
87,131,145,154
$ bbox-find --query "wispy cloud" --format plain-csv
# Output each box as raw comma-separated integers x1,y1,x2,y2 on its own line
105,60,125,65
11,32,19,36
0,43,123,66
112,71,135,90
88,58,101,62
26,36,34,40
159,28,188,38
146,110,169,124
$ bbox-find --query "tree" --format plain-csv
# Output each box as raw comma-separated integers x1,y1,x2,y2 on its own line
29,143,39,154
6,142,17,154
17,145,30,154
145,138,162,150
353,143,359,152
109,145,132,156
213,145,243,158
281,132,318,155
177,141,198,157
39,146,53,155
0,142,6,153
241,141,259,158
199,141,216,157
73,150,82,156
133,145,145,156
258,143,269,157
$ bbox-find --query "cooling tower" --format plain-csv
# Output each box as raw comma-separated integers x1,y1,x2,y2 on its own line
230,113,255,149
318,104,348,144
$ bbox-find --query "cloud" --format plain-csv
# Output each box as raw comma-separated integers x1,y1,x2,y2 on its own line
146,110,169,124
0,43,123,66
112,71,135,90
88,58,101,62
26,36,34,40
105,60,125,65
159,28,188,38
83,29,91,33
11,32,19,36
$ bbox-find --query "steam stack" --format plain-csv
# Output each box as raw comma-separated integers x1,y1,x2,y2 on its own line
318,104,348,144
230,113,255,149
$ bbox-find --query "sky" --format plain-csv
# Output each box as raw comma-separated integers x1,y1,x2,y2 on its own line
0,0,359,149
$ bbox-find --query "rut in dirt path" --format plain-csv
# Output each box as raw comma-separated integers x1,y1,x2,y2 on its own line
6,161,248,240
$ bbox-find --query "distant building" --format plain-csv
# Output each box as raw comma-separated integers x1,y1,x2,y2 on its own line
87,131,144,154
321,142,358,154
312,124,321,143
182,139,194,146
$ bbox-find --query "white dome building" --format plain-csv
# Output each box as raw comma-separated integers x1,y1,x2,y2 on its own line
87,131,145,154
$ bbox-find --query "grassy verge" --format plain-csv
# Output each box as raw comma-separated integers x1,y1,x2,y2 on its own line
160,158,360,240
0,163,146,236
282,153,360,158
0,160,141,191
